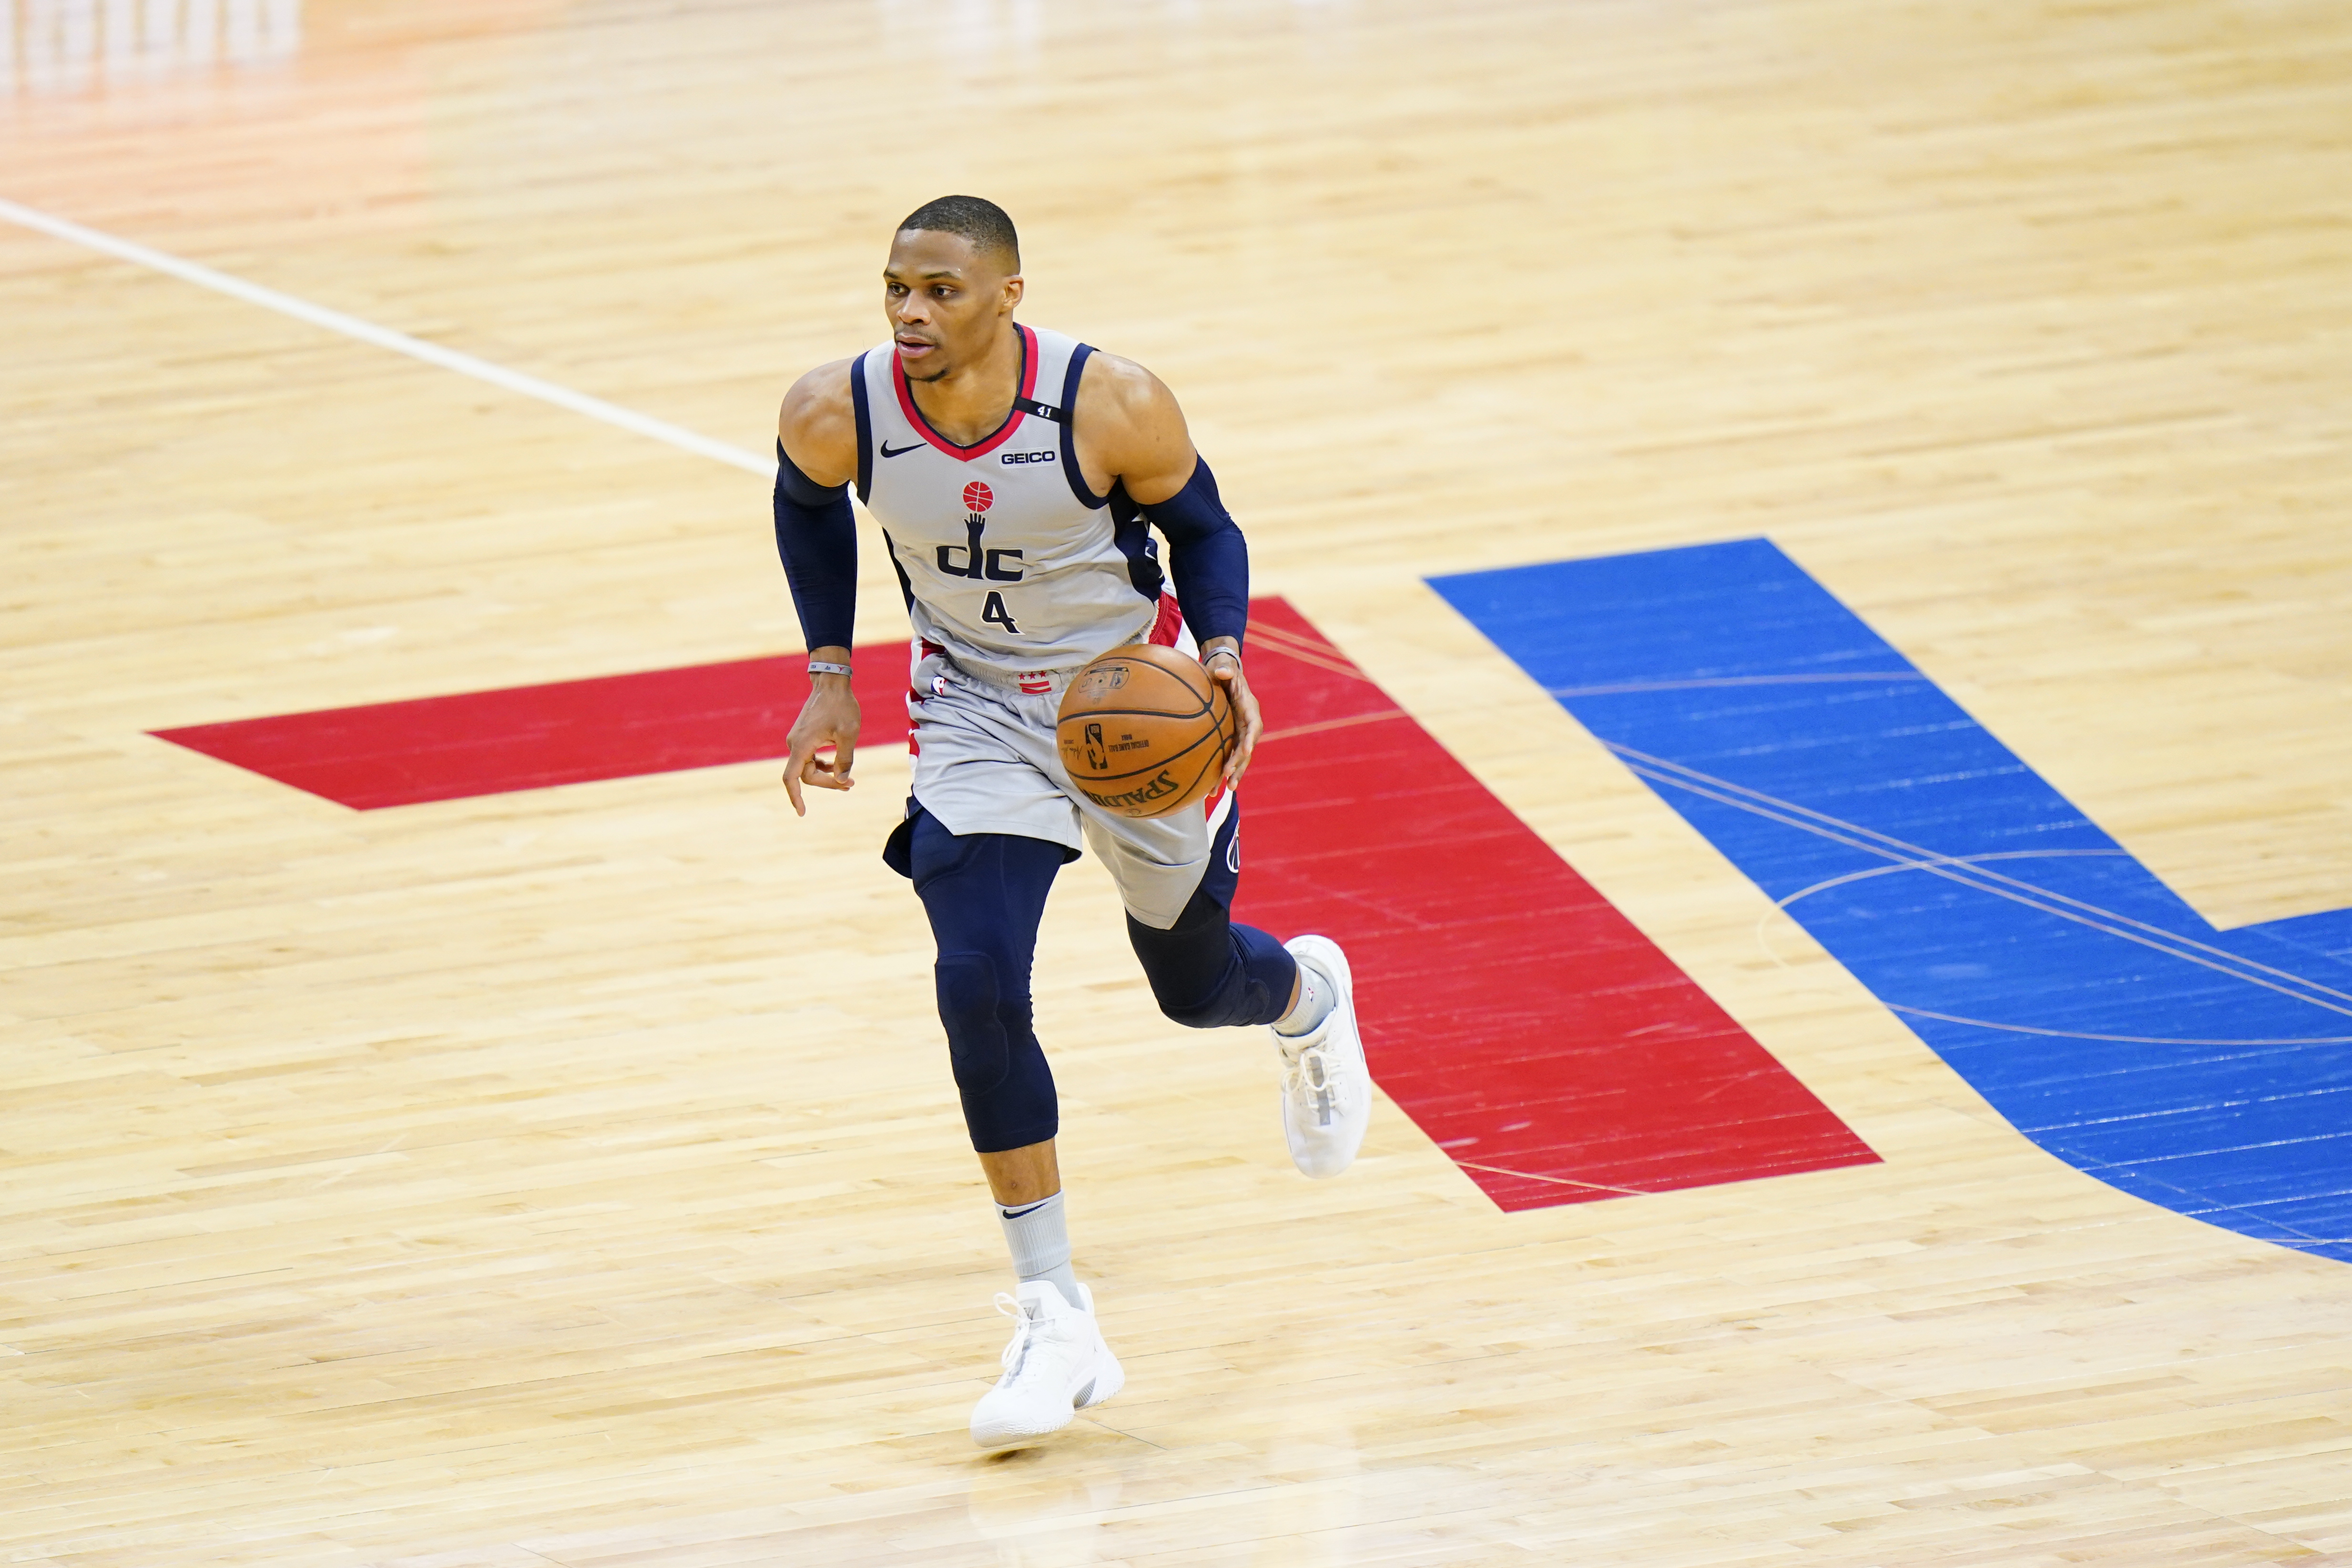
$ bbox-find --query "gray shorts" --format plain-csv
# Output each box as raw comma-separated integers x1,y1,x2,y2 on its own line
907,651,1227,931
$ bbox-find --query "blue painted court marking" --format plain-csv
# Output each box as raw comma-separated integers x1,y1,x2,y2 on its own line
1432,539,2352,1265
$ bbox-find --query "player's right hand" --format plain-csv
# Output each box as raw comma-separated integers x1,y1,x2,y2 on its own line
782,678,861,816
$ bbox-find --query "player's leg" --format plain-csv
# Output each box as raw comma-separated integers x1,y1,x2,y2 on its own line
1102,799,1372,1178
906,806,1078,1300
1121,875,1297,1030
894,681,1094,1299
905,805,1124,1446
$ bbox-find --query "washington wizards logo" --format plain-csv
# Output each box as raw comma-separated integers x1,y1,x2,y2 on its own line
937,475,1023,586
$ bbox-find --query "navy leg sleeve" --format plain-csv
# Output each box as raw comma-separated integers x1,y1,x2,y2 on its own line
908,809,1068,1154
1126,801,1298,1029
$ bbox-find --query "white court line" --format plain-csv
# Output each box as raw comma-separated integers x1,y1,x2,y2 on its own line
0,195,774,477
1612,753,2352,1022
1613,738,2352,1009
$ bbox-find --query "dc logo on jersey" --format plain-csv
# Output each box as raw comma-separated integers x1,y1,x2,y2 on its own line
963,481,994,513
937,514,1024,582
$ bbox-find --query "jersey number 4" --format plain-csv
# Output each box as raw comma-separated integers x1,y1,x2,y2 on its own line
981,592,1021,635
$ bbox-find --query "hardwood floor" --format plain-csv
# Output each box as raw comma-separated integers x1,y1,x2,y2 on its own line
4,1,2350,1562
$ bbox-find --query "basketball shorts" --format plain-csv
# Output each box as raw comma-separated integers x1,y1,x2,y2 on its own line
904,647,1232,931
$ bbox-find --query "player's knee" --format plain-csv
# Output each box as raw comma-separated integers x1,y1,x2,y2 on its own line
939,951,1055,1149
1130,902,1296,1030
1157,985,1248,1029
1129,919,1246,1028
1150,964,1264,1029
935,951,1011,1093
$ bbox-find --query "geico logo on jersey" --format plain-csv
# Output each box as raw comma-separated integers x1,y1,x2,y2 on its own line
1000,450,1056,465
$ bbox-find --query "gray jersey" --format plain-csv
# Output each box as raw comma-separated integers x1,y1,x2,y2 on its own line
852,325,1164,693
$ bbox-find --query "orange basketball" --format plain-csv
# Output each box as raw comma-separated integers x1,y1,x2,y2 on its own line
1055,643,1238,819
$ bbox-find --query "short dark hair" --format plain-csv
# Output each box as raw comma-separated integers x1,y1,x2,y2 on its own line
896,194,1020,272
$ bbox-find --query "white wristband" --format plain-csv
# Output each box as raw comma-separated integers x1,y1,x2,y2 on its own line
807,661,853,678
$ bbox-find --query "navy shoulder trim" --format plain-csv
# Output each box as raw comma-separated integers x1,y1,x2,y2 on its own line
1059,343,1107,510
848,351,874,504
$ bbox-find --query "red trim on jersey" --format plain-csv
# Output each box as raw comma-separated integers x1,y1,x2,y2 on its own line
1148,592,1185,647
890,324,1039,462
907,638,945,697
907,638,944,752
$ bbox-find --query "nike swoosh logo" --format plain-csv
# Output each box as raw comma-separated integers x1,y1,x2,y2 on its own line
879,439,927,458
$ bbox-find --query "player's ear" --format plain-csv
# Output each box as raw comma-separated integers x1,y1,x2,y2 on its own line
1001,274,1025,314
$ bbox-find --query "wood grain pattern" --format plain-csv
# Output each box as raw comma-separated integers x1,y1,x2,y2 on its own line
4,0,2350,1562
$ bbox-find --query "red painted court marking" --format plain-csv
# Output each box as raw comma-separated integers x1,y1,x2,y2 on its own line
1232,601,1876,1209
151,601,1877,1209
153,658,912,810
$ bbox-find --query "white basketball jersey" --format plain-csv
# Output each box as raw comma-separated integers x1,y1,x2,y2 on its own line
852,325,1171,692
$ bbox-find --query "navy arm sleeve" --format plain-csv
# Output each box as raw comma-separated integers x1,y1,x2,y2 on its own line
773,440,857,652
1138,456,1250,647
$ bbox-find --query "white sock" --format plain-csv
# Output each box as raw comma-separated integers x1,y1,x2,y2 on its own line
998,1192,1082,1309
1274,955,1335,1037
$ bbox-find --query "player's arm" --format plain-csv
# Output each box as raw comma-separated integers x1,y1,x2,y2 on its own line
774,360,863,816
1074,354,1262,788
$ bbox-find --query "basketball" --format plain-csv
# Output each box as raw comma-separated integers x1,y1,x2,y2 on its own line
1055,643,1238,818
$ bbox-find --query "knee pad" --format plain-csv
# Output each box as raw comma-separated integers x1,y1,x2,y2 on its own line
935,951,1011,1094
936,950,1056,1151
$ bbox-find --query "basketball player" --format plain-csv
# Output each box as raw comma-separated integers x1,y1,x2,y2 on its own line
771,196,1370,1448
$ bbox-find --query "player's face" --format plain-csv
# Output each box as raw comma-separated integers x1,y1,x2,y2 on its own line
883,230,1021,382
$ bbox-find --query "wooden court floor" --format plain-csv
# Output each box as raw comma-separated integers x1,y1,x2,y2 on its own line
6,0,2352,1562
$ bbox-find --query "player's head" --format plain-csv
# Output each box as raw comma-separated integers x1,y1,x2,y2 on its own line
886,195,1023,382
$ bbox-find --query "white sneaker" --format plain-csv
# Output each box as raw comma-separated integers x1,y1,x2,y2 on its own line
1274,935,1370,1179
969,1281,1124,1448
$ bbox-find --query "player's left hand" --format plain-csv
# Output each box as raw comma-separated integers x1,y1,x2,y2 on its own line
1202,639,1260,789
